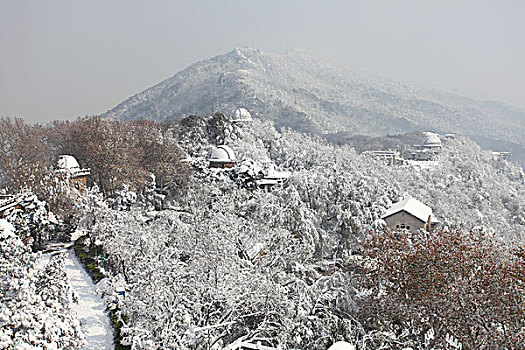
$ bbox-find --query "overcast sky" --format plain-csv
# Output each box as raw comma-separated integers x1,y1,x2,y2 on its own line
1,0,524,123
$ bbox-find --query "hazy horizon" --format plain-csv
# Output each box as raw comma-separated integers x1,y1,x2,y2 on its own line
1,0,524,123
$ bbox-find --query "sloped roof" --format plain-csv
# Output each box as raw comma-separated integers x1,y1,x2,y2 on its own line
381,196,439,223
264,169,291,180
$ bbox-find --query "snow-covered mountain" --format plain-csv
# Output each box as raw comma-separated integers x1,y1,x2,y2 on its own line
103,47,525,163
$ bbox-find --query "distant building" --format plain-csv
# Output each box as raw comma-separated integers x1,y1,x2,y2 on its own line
209,145,237,168
416,133,442,152
254,168,291,191
366,150,400,166
395,157,407,165
56,155,90,190
405,149,434,161
254,178,279,192
263,169,290,182
492,151,512,160
444,133,456,140
232,108,253,123
381,196,439,233
405,132,442,161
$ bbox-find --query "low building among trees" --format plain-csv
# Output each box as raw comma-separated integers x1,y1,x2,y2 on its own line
254,168,290,191
254,178,279,192
381,195,439,233
56,155,91,190
492,151,512,160
263,168,290,183
209,145,237,168
364,150,401,166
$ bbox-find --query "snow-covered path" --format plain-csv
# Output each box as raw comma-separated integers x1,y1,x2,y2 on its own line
62,250,114,350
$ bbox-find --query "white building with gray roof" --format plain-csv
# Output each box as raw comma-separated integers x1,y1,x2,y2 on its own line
381,195,439,233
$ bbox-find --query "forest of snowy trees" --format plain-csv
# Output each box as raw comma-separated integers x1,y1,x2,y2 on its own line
1,114,525,349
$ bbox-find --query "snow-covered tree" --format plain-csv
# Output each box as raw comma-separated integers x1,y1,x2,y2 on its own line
358,227,525,348
0,219,85,349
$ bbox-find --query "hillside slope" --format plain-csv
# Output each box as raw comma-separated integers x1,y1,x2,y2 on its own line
103,48,525,163
75,113,525,348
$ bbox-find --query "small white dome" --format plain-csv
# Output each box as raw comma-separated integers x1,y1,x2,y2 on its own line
233,108,252,121
57,155,80,170
423,133,441,146
328,341,356,350
209,145,236,162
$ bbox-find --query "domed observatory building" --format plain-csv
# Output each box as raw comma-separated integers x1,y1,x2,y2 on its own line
56,155,91,190
232,107,253,123
208,145,237,169
406,132,442,161
420,133,442,152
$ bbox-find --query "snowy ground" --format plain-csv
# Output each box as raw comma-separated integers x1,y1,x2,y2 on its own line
39,248,114,350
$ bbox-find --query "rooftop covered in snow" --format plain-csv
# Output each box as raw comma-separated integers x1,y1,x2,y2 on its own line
381,196,438,224
264,169,291,180
56,155,91,178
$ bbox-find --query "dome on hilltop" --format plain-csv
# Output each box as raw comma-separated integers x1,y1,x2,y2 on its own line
57,155,80,170
209,145,236,162
423,133,441,146
233,108,252,121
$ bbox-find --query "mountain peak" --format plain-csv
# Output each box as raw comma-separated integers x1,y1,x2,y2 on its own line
102,48,525,163
230,46,263,57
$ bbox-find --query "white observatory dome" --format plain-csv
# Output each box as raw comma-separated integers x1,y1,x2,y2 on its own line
209,145,236,162
422,133,442,146
233,108,252,121
57,155,80,170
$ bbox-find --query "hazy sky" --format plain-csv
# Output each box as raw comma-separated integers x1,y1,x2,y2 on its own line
1,0,524,123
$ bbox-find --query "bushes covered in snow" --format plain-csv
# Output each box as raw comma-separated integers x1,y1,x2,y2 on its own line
0,219,85,349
